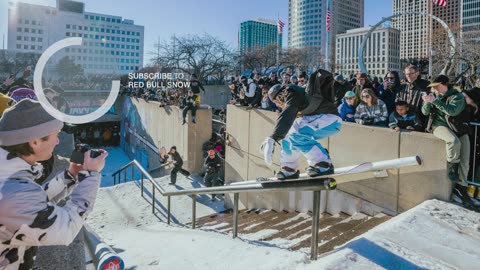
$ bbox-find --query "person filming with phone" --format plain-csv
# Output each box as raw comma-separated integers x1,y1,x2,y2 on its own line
0,99,108,269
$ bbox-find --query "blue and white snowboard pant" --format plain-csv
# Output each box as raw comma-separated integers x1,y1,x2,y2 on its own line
281,114,342,170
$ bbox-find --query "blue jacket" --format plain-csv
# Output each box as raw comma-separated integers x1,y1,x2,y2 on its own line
337,97,356,122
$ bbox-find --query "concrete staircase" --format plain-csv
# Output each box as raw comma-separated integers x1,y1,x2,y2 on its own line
188,209,390,255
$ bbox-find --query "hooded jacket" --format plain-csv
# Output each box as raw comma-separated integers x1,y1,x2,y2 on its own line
0,148,101,270
270,70,339,141
337,97,356,122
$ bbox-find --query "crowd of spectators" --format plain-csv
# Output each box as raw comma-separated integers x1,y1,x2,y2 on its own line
74,123,120,147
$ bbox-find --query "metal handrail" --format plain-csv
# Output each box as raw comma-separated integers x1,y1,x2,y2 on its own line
112,155,421,260
112,160,175,222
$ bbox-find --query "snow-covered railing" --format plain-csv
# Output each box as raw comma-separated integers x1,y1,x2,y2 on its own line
112,156,422,260
112,160,176,222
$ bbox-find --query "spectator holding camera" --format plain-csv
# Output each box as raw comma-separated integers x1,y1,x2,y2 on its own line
355,88,388,126
0,99,107,269
421,75,478,211
379,71,402,116
203,148,222,200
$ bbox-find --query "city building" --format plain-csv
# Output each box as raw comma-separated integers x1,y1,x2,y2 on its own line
462,0,480,38
239,19,280,53
7,0,144,75
335,26,400,78
288,0,364,56
392,0,461,63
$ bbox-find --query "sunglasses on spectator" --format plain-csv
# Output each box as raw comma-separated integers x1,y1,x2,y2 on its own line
386,77,395,81
346,97,355,100
361,95,371,98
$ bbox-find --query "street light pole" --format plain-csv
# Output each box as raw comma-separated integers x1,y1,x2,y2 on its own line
428,0,433,78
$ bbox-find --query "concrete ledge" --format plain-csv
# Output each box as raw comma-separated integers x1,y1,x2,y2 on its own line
124,98,212,173
225,104,450,214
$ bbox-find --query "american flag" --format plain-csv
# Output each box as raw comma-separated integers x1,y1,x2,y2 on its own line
432,0,447,6
277,20,285,34
326,10,331,31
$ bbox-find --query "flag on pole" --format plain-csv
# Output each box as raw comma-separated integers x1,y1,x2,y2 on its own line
277,20,285,34
326,9,331,31
432,0,447,6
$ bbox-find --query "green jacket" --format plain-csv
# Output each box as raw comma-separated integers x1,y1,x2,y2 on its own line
421,88,466,128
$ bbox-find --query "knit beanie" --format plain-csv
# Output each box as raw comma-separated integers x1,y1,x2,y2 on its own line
0,99,64,146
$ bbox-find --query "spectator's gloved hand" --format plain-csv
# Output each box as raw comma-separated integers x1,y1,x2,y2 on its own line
259,137,275,165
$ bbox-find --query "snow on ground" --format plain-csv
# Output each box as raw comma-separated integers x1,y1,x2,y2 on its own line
88,148,480,269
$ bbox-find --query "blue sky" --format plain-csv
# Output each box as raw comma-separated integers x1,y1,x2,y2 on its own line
0,0,392,63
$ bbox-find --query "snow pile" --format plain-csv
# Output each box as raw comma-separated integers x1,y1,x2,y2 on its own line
88,179,480,269
88,148,480,269
313,200,480,270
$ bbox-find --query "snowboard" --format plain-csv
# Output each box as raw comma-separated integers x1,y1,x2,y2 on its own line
256,162,374,185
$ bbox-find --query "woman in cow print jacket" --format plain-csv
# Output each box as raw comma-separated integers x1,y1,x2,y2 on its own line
0,99,108,270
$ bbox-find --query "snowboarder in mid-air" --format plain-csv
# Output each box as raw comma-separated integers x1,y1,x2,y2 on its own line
260,69,342,180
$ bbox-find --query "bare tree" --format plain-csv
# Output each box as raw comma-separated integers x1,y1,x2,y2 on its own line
431,23,480,83
283,46,323,72
237,44,279,71
150,34,234,81
0,51,40,77
55,56,84,79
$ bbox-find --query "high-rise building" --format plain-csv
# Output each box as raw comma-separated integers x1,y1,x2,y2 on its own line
239,19,280,53
392,0,461,62
7,0,144,75
462,0,480,37
288,0,364,55
335,26,400,78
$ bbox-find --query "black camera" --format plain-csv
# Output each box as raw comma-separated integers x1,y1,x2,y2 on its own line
70,144,102,164
362,117,374,126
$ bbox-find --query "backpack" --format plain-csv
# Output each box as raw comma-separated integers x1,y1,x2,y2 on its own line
301,69,335,115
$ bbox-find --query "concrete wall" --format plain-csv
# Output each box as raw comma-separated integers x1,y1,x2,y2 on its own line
224,104,451,215
123,98,212,173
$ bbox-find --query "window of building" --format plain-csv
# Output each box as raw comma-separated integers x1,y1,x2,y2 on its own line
17,36,21,40
23,36,28,41
17,27,22,32
25,20,29,24
16,44,21,49
24,28,29,32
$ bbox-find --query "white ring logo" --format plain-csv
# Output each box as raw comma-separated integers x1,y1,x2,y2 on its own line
33,37,120,124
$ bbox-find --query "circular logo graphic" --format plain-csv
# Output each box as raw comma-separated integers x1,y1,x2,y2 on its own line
33,37,120,124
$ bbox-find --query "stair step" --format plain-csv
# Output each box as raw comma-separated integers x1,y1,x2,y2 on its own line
192,209,391,255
